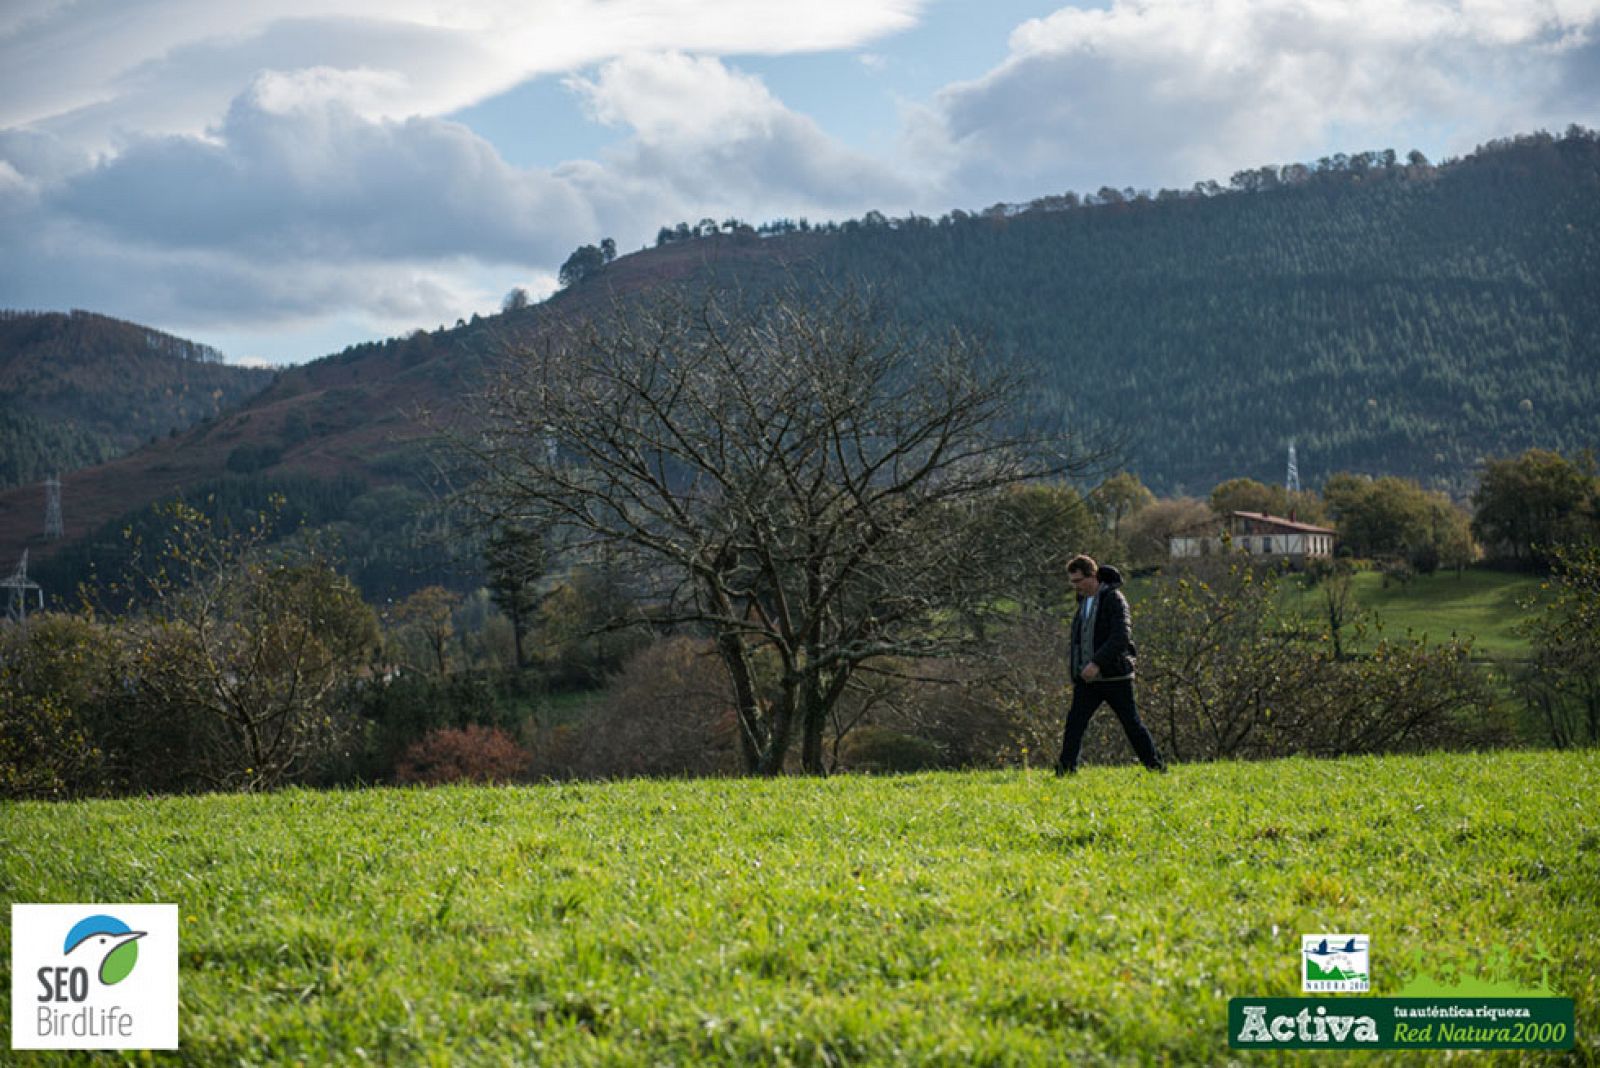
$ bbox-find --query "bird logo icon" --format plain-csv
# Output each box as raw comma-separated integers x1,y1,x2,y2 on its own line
1306,937,1363,957
63,915,147,986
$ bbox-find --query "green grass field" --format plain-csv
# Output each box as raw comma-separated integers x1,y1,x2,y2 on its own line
4,750,1596,1064
1279,569,1543,661
1125,565,1542,663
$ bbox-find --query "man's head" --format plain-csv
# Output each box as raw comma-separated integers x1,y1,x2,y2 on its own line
1067,554,1100,596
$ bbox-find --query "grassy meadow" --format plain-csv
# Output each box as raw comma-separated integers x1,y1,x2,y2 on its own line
3,749,1596,1065
1121,566,1543,663
1279,569,1543,662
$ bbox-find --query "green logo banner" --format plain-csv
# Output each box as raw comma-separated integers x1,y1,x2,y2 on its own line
1228,998,1575,1050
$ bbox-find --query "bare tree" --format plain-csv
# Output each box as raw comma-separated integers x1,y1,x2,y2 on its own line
1121,495,1213,568
1138,555,1490,762
388,585,460,678
119,503,380,790
457,283,1093,774
1137,557,1314,762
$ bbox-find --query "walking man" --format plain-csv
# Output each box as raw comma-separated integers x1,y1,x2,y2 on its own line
1057,554,1166,775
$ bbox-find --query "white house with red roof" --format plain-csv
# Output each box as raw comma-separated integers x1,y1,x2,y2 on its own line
1169,510,1337,565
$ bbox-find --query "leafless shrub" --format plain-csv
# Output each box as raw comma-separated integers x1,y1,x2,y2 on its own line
564,637,742,778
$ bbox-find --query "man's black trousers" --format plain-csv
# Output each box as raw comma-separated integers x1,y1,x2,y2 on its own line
1057,679,1164,772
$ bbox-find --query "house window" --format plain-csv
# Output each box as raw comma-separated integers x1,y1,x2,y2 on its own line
1262,536,1273,553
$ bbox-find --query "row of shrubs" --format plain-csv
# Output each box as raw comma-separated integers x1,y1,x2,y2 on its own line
0,557,1530,798
375,558,1517,785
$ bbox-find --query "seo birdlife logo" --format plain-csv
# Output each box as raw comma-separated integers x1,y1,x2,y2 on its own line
10,904,179,1050
64,914,146,986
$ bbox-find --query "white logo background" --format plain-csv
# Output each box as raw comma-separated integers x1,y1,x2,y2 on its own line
1301,932,1371,993
11,903,179,1050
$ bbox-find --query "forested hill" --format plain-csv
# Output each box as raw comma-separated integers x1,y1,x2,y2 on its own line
609,131,1600,495
788,131,1600,494
0,310,272,488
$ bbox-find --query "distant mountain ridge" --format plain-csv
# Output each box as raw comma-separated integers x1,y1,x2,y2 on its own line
628,128,1600,493
3,129,1597,592
798,128,1600,494
0,309,272,489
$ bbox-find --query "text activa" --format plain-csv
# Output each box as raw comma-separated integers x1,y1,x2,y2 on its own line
1236,1005,1380,1044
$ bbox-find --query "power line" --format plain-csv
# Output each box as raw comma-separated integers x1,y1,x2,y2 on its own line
3,550,43,626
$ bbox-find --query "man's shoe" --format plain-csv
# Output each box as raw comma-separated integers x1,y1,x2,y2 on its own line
1149,761,1168,774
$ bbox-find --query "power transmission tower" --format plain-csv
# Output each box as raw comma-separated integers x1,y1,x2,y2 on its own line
1286,441,1301,495
3,550,43,626
44,473,63,538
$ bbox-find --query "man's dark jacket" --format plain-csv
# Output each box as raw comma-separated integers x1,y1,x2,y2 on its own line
1071,564,1138,680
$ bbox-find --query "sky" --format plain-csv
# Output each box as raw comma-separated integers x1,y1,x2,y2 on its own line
1,0,1596,366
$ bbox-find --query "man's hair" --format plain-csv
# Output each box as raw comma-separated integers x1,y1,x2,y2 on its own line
1066,554,1098,578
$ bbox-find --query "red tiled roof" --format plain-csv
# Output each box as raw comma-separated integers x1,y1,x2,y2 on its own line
1228,510,1338,534
1169,510,1340,538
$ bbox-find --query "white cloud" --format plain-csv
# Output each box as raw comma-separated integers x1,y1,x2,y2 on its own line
248,66,414,116
567,52,917,221
0,85,595,352
916,0,1600,203
53,83,595,263
569,52,782,144
0,160,30,207
0,3,927,361
0,50,913,361
0,1,925,153
0,204,488,335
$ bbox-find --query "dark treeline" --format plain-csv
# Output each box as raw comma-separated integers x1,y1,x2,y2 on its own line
0,309,230,364
0,309,272,488
31,472,467,605
0,407,123,488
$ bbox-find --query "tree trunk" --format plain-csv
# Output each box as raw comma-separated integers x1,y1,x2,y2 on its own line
715,628,766,773
800,666,854,776
757,686,797,776
800,676,826,775
509,603,527,670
